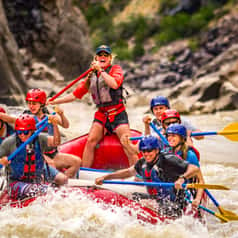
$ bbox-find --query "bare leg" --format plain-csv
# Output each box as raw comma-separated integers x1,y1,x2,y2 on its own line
115,124,138,166
82,122,104,168
53,153,81,178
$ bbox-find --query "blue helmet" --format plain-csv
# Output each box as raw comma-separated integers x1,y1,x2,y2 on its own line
150,96,170,112
139,135,162,151
166,123,187,140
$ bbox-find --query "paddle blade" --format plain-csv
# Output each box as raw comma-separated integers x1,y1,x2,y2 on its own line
219,207,238,220
219,122,238,141
215,213,229,223
186,184,230,190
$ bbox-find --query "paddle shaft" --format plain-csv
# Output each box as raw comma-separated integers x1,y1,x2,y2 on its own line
149,122,169,146
35,112,56,128
80,167,111,173
8,119,49,161
49,68,93,101
103,180,228,190
103,180,178,187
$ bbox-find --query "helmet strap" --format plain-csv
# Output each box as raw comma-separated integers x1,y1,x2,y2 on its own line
0,120,4,131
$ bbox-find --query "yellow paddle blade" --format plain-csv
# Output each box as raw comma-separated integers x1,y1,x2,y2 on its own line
219,122,238,141
186,184,230,190
219,207,238,220
215,213,229,223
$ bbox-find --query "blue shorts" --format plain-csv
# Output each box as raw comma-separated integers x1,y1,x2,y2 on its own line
44,164,60,182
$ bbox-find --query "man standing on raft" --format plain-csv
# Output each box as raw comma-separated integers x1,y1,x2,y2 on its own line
48,45,138,167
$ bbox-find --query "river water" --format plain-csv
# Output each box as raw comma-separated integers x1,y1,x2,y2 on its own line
0,102,238,238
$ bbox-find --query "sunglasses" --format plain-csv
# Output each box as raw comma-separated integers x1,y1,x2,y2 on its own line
164,120,179,126
16,130,31,135
141,149,154,153
97,52,110,57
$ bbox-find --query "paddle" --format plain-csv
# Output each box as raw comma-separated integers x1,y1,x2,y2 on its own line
191,122,238,141
79,167,112,173
130,122,169,146
185,198,229,222
205,189,238,221
149,122,170,146
49,68,93,102
102,180,229,190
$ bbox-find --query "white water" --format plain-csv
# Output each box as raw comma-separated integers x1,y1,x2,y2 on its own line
0,103,238,238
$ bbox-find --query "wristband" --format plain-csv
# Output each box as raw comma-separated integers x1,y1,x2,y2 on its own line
179,175,187,180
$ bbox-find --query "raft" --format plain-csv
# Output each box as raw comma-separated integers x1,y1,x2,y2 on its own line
0,183,165,224
58,129,142,170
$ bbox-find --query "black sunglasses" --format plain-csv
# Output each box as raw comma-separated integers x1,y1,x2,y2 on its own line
141,149,154,153
97,52,110,57
16,130,31,135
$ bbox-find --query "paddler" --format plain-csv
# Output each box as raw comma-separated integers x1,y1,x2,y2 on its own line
0,114,67,199
143,96,204,144
0,106,15,145
48,45,138,167
166,123,205,209
0,89,81,178
95,135,199,218
161,109,204,146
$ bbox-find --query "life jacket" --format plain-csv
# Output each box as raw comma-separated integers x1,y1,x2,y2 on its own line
0,123,14,144
89,65,123,107
140,156,176,200
9,136,44,183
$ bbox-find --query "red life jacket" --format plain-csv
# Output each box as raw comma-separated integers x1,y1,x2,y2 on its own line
143,169,158,195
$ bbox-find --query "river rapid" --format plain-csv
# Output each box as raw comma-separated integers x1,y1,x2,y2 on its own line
0,102,238,238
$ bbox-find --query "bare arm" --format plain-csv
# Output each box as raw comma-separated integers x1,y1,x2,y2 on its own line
192,169,205,207
95,166,136,185
143,115,152,135
54,106,70,128
48,93,77,105
91,61,119,89
0,112,16,124
174,164,199,189
100,71,118,89
47,115,61,147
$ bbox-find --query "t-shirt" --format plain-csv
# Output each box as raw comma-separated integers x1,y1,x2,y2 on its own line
176,150,200,167
0,134,49,158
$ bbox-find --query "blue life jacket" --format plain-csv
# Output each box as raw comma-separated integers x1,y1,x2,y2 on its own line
9,136,44,182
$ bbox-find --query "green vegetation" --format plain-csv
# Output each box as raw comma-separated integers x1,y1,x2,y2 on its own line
75,1,232,60
154,5,215,46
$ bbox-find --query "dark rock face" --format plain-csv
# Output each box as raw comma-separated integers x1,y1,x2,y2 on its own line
3,0,92,80
0,0,27,105
0,0,92,105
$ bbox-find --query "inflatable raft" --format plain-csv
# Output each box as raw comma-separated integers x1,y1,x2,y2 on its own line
58,129,142,170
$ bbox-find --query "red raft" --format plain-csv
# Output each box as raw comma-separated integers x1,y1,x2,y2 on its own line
58,129,142,170
0,186,165,225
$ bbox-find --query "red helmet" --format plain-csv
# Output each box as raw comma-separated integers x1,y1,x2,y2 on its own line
161,109,181,123
15,114,36,131
25,88,47,105
0,106,6,113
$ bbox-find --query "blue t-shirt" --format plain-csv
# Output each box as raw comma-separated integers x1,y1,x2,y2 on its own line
176,149,200,167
